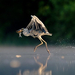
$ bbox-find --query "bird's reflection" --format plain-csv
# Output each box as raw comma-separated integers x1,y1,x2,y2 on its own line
17,70,22,75
34,55,50,75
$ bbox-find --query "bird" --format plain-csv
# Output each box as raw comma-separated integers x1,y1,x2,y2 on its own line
16,15,52,54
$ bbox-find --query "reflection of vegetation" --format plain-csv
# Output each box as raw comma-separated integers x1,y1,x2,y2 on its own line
34,55,50,75
0,0,75,45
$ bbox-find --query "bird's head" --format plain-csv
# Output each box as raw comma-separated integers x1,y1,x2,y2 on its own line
16,28,24,37
16,28,30,37
16,28,24,33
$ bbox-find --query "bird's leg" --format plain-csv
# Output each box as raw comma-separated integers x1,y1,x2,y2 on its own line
34,37,43,52
41,38,50,54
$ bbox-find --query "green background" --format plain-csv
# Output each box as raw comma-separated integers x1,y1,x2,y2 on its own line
0,0,75,46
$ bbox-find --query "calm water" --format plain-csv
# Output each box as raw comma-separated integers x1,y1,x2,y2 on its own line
0,46,75,75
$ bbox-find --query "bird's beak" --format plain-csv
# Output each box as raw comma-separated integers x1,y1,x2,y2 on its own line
16,29,22,33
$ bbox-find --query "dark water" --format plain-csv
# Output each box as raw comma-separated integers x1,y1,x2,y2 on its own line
0,46,75,75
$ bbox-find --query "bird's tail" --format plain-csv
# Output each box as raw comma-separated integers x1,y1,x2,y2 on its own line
46,32,52,36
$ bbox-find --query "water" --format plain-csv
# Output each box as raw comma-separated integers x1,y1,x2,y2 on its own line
0,46,75,75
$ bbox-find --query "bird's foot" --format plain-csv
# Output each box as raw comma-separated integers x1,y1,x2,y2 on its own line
47,50,50,54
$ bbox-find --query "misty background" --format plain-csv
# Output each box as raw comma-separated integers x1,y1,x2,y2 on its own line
0,0,75,46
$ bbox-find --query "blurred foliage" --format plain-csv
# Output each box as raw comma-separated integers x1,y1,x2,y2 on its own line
0,0,75,45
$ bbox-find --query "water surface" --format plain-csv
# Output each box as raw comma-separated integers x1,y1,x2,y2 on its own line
0,46,75,75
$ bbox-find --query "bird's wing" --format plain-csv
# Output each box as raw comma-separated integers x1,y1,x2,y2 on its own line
35,20,48,33
26,19,35,30
26,16,48,33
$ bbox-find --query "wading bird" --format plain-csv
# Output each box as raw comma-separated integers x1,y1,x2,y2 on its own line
16,15,52,54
